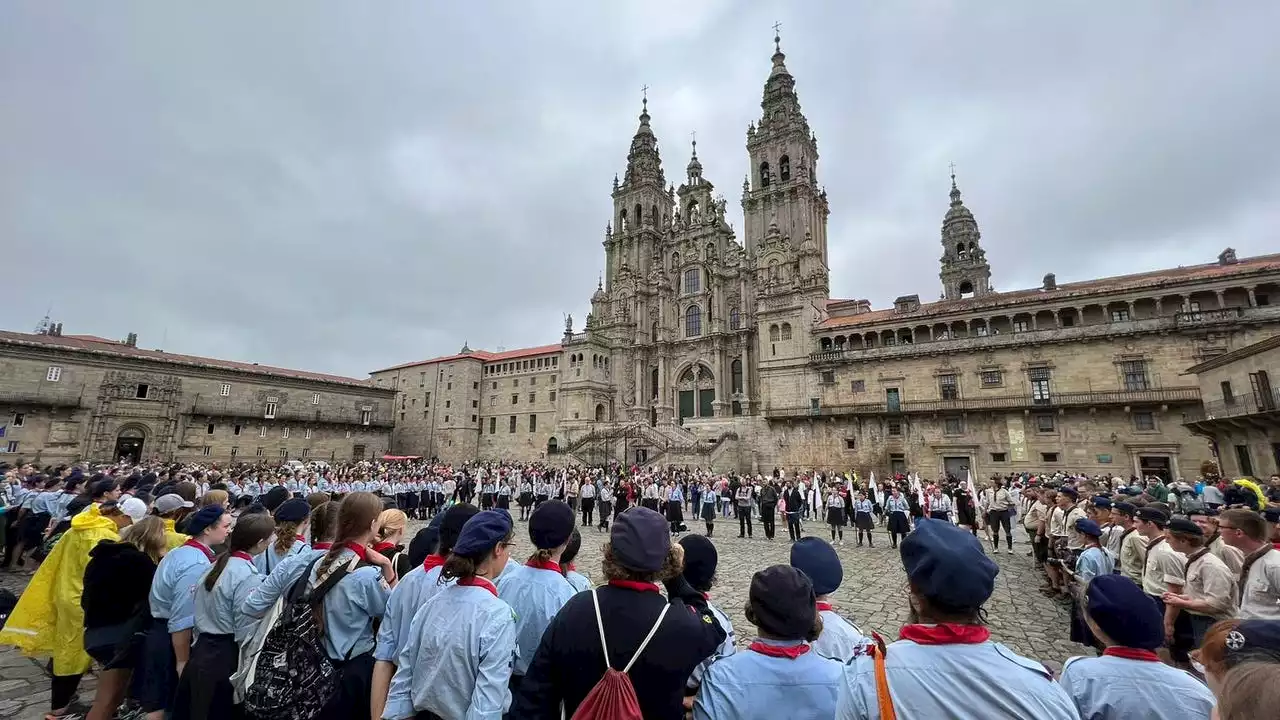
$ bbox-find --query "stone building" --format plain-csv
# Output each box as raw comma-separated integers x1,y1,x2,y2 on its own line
375,35,1280,479
1185,335,1280,478
0,328,394,466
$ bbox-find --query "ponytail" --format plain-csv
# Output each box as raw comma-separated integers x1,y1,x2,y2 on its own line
318,492,382,579
205,513,274,592
273,520,303,555
440,527,514,584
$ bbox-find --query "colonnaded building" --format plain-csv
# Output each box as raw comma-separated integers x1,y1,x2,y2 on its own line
371,38,1280,479
5,39,1280,478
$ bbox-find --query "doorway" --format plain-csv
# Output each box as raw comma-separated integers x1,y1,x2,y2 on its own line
889,453,907,475
1138,455,1172,480
943,456,970,481
115,428,145,463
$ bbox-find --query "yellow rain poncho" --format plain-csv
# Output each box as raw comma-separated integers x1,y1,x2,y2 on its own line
0,504,120,674
163,517,190,550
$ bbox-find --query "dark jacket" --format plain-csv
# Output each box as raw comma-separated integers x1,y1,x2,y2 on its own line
81,539,157,630
512,576,726,719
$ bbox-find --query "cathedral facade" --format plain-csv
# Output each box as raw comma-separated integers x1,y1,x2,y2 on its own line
370,38,1280,481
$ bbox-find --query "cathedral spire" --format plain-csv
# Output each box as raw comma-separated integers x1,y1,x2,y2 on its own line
939,164,992,301
686,131,703,183
622,86,665,188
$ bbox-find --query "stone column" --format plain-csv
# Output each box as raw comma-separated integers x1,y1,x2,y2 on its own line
1215,290,1226,309
1247,287,1258,307
1155,298,1164,316
633,357,643,408
741,345,753,415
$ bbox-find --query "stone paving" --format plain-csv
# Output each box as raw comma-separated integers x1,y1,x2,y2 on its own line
0,514,1078,718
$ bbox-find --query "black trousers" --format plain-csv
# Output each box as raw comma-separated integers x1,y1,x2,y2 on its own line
736,506,753,537
581,497,595,526
786,512,802,541
760,505,776,539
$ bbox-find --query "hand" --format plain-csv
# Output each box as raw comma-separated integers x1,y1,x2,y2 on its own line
1161,592,1183,608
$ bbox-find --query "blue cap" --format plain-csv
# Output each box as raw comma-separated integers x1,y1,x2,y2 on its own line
790,537,843,596
186,505,227,536
1086,575,1163,649
1228,620,1280,662
1091,496,1113,509
901,518,998,609
274,498,311,523
528,500,575,549
452,509,512,557
1074,518,1102,537
610,507,670,573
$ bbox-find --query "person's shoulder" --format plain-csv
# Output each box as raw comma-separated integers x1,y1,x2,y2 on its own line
990,642,1056,681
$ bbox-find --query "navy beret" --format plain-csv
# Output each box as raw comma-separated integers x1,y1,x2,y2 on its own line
1227,620,1280,662
1059,487,1079,500
749,565,816,640
790,537,843,596
261,486,290,511
439,504,480,555
186,505,227,536
1113,501,1137,517
452,509,513,557
1091,497,1113,509
1074,518,1102,537
679,534,718,591
528,500,575,550
274,498,311,523
1086,575,1163,649
610,507,670,573
1264,508,1280,524
1167,517,1203,536
901,518,998,609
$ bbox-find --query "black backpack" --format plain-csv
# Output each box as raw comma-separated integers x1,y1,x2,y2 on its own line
241,555,366,720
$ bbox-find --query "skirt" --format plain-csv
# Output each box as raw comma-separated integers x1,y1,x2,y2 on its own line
665,503,684,523
642,498,660,512
854,511,875,531
518,491,534,507
318,651,375,720
887,512,911,535
481,493,495,507
597,501,613,519
929,510,951,522
825,507,845,526
84,615,147,671
700,503,717,522
134,617,179,713
1069,599,1097,648
497,495,511,510
172,633,238,720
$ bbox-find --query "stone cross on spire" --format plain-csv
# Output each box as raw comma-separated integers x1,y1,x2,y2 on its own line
773,21,782,51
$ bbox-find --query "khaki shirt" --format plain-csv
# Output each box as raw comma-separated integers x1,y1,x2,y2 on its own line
1183,549,1237,619
1240,547,1280,621
1142,536,1186,596
983,488,1013,512
1023,501,1048,531
1120,529,1147,584
1048,506,1069,536
1064,507,1087,549
1208,535,1245,576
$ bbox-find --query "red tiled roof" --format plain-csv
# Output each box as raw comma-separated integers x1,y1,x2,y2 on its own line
0,330,381,388
371,343,564,374
819,253,1280,331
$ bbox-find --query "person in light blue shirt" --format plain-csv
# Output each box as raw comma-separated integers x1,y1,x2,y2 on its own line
837,518,1078,720
1068,518,1115,649
383,509,518,720
498,501,578,694
561,529,592,592
694,565,841,720
172,513,275,720
253,499,311,574
1059,574,1216,720
791,537,872,662
680,534,736,696
305,492,395,720
137,505,232,718
240,499,340,618
699,482,719,537
370,504,478,720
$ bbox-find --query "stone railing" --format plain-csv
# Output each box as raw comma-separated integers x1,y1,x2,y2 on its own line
765,386,1202,419
188,400,394,428
0,388,86,408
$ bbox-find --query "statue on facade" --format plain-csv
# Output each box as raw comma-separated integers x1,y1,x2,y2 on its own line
564,314,573,334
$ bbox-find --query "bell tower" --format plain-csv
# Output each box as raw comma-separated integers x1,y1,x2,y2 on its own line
939,169,993,301
606,89,673,290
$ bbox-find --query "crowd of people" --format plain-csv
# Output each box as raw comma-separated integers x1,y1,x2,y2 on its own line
1,457,1279,719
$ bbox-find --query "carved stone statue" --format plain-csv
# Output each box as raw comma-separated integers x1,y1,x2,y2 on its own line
622,364,636,407
564,314,573,333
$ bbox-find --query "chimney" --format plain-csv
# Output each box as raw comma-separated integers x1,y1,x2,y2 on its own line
853,299,872,315
1218,248,1238,266
1042,273,1057,291
125,332,138,347
52,322,63,336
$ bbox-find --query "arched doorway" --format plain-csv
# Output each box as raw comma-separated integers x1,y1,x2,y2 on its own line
594,404,607,422
115,426,146,463
676,364,715,424
546,437,558,455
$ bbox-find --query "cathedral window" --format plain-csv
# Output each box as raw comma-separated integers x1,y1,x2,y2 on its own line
759,161,771,187
683,268,701,294
769,324,780,342
685,304,703,337
731,358,743,394
780,323,792,341
619,209,627,231
729,306,741,330
779,155,791,181
635,203,643,226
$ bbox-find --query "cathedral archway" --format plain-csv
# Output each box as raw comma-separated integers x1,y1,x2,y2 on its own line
675,363,715,424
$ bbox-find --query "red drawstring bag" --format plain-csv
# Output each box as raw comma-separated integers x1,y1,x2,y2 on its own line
569,589,670,720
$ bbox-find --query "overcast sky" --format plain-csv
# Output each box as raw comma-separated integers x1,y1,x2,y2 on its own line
3,2,1278,379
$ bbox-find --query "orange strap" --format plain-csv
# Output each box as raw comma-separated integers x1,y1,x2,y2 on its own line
873,645,897,720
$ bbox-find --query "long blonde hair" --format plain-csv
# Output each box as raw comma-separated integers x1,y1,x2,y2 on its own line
201,489,229,507
119,516,167,563
376,509,407,545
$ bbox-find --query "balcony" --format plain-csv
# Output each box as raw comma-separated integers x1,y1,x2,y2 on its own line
188,400,394,428
765,386,1202,419
0,389,85,409
1183,389,1280,425
1174,307,1244,326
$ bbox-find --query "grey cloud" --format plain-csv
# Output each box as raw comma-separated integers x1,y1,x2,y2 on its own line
2,1,1277,376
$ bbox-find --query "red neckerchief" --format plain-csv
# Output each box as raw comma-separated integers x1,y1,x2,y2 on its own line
312,542,333,550
1103,647,1160,662
816,601,834,612
526,558,563,573
372,541,396,553
565,563,576,573
343,541,371,562
182,539,215,562
749,641,811,659
295,534,307,544
702,592,712,600
422,554,446,572
458,576,498,597
899,624,991,645
231,551,254,563
608,580,660,593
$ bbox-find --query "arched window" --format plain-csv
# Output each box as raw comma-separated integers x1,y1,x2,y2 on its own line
729,306,741,330
759,161,771,187
619,209,627,231
781,323,792,341
683,268,700,294
672,251,680,270
650,204,658,226
968,241,976,253
595,404,606,422
705,241,716,261
780,155,791,181
769,324,781,342
956,243,966,257
634,203,642,226
685,304,702,337
731,358,743,394
651,322,659,341
650,367,659,400
687,199,699,221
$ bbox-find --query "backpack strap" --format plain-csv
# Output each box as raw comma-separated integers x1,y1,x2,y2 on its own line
588,588,670,672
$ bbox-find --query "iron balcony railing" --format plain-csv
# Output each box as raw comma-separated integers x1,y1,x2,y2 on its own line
188,400,394,428
1183,388,1280,424
766,386,1202,419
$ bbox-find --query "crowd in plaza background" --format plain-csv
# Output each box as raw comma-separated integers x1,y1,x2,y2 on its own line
0,455,1279,720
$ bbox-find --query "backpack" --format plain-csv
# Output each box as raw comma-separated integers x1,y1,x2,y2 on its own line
570,589,670,720
241,554,365,720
